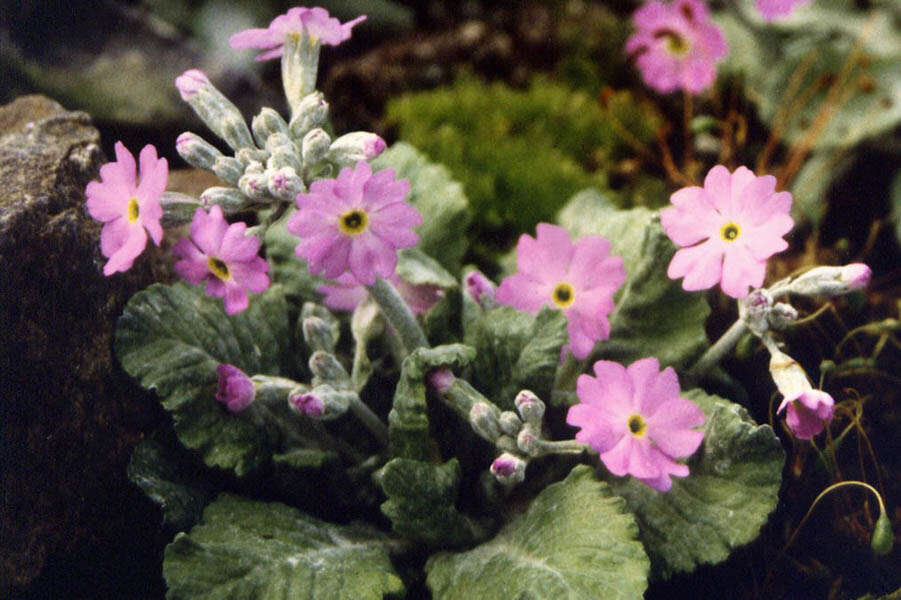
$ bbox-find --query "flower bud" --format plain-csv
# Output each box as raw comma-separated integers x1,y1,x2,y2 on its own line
514,390,545,429
211,156,245,186
469,402,502,442
159,191,202,227
871,511,894,556
267,147,303,174
740,288,773,337
326,132,386,168
426,367,455,394
309,350,351,388
767,302,798,331
289,92,329,139
289,385,353,420
301,128,332,166
490,453,526,486
175,69,254,151
238,171,269,200
216,364,254,412
516,426,539,456
266,167,304,201
175,69,209,101
465,269,496,307
200,187,252,214
302,316,337,353
498,411,523,436
176,131,223,170
788,264,873,297
251,107,290,147
235,147,269,166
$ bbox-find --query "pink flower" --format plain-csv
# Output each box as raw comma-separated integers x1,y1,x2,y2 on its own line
216,364,254,412
495,224,626,361
173,206,270,315
85,142,167,276
661,165,794,298
778,390,834,440
567,358,705,491
625,0,728,94
318,272,443,315
756,0,811,22
229,7,366,61
287,161,421,286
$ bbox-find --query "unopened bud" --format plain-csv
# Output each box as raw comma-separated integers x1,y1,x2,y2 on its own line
871,511,894,556
212,156,245,185
309,350,351,388
238,171,269,200
326,132,386,168
266,167,304,201
176,69,254,151
740,288,774,337
289,385,353,420
465,269,496,307
514,390,545,428
251,107,290,147
303,316,337,353
176,131,223,170
267,147,303,174
302,128,331,166
199,187,251,214
490,453,526,485
498,411,523,436
216,364,254,413
289,92,329,139
159,191,202,227
788,264,873,297
516,426,539,456
175,69,209,101
236,147,269,166
469,402,502,442
767,302,798,330
426,367,455,394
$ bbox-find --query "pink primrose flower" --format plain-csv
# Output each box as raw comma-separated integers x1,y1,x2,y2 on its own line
216,364,255,412
229,7,366,61
661,165,794,298
317,272,443,315
756,0,811,22
778,390,834,440
85,142,167,276
625,0,728,94
172,205,270,315
287,161,421,286
495,224,626,361
567,358,705,491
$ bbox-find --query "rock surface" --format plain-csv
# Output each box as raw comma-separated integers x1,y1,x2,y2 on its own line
0,95,166,596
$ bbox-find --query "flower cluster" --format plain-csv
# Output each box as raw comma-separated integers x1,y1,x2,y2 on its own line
661,165,794,298
496,224,626,360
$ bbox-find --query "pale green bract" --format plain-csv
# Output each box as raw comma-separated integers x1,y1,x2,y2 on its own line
425,465,650,600
163,494,405,600
558,189,711,370
115,282,294,477
608,389,784,578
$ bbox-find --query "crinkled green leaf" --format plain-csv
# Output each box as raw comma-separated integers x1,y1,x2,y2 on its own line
426,465,649,600
164,494,405,600
375,457,479,547
608,389,784,578
371,142,471,273
388,344,476,460
465,306,568,409
127,434,217,532
115,283,293,476
396,247,458,289
558,190,710,369
716,3,901,150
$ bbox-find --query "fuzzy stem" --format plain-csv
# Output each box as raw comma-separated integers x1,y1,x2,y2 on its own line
367,276,429,353
348,396,389,446
533,439,591,456
686,318,749,381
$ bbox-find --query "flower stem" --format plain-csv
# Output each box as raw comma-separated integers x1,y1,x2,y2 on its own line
347,395,389,446
533,439,591,456
686,318,748,382
367,276,429,353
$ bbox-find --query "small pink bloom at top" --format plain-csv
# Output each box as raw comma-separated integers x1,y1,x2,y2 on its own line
756,0,811,22
317,272,443,315
287,161,421,286
85,142,167,276
172,206,270,315
495,224,626,361
778,389,834,439
625,0,728,94
567,357,705,491
229,7,366,61
661,165,794,298
216,364,255,412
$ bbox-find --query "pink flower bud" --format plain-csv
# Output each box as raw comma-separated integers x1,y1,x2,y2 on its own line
216,364,255,412
465,270,496,306
842,263,871,291
490,453,526,485
175,69,211,101
289,392,324,417
426,367,455,394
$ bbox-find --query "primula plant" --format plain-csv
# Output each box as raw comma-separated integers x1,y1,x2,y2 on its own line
81,3,896,598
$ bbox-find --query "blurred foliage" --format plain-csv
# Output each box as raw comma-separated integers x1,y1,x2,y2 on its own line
386,73,664,243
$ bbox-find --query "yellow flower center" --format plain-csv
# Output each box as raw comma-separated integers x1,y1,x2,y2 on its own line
656,29,690,57
127,197,140,223
551,282,575,308
720,222,741,242
208,257,231,281
338,209,368,235
627,414,648,438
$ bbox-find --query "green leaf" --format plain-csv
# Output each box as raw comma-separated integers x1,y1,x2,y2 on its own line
164,494,405,600
375,458,479,547
558,190,710,370
790,151,855,227
127,434,217,532
608,389,784,578
465,306,569,409
388,344,476,460
426,465,650,600
371,142,471,273
115,282,293,476
396,247,458,290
